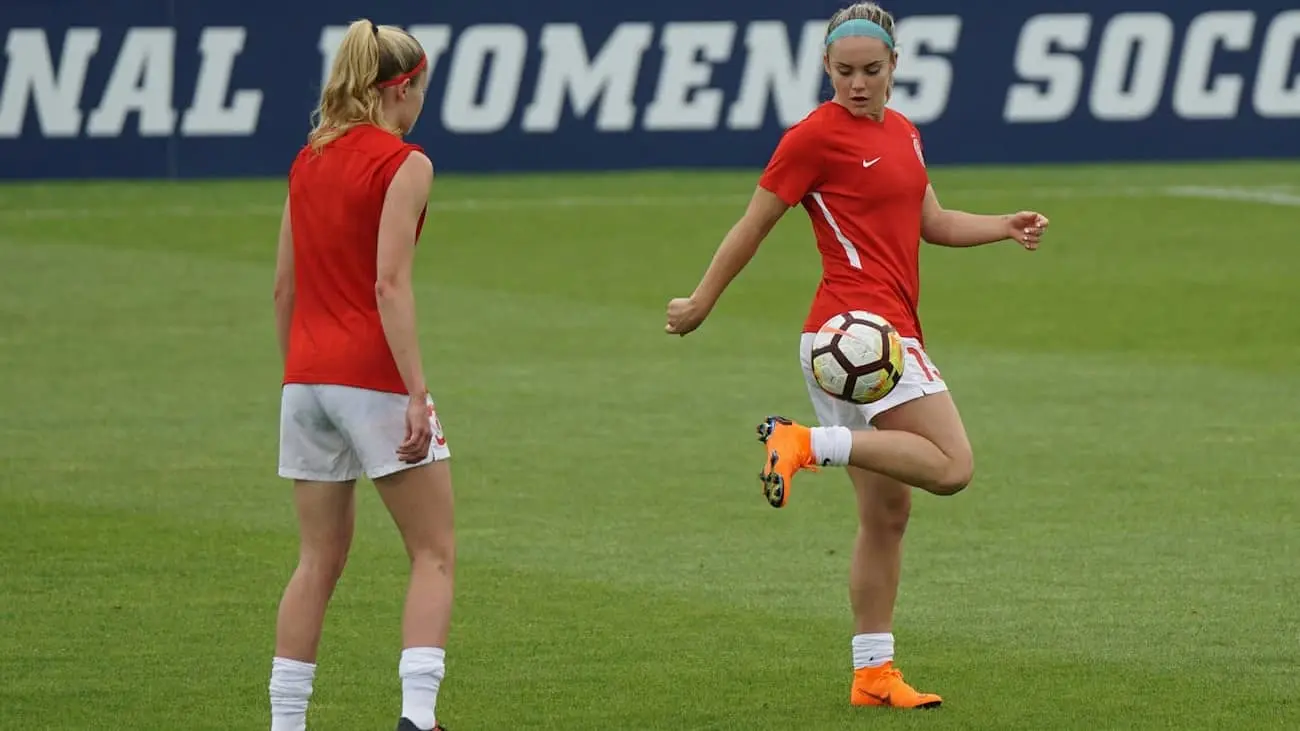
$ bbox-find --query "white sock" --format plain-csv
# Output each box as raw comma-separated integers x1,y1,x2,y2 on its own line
810,426,853,467
852,632,895,669
269,657,316,731
399,647,446,730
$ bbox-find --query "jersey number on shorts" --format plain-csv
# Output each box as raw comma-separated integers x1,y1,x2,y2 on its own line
906,346,941,382
427,402,447,447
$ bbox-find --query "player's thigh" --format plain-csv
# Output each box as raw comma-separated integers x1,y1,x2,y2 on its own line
866,339,973,492
873,390,973,484
279,384,364,482
316,385,452,482
293,480,357,568
373,460,455,562
866,339,971,459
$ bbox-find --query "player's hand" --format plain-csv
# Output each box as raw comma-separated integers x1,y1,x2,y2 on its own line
665,296,707,336
397,393,432,464
1006,211,1049,250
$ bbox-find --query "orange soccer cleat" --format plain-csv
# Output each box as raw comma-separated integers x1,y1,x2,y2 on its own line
755,416,818,508
850,662,943,709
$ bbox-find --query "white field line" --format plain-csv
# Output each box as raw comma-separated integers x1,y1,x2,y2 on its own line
1162,185,1300,207
0,184,1296,220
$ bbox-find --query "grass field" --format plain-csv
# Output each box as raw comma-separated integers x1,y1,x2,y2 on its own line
1,161,1298,730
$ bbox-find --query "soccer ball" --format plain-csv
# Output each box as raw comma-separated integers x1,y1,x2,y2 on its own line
810,311,904,404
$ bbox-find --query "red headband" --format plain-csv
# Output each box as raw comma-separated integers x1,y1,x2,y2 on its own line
377,55,427,88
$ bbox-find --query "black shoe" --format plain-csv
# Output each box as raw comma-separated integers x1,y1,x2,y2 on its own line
396,719,448,731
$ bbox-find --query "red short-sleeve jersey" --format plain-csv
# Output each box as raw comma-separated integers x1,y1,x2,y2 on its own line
283,124,427,395
758,102,931,342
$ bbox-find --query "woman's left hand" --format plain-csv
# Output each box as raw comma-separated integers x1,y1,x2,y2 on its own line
1006,211,1050,250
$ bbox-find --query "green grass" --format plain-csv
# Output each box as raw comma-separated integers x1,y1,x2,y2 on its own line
1,160,1298,730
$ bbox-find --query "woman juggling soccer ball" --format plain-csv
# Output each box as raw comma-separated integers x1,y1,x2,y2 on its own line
666,2,1050,709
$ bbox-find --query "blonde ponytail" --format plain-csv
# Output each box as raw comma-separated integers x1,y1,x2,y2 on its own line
308,19,427,151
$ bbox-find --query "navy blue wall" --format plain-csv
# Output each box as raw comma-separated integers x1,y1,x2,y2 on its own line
1,1,1297,178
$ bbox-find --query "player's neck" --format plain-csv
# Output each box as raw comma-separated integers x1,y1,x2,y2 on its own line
377,106,407,137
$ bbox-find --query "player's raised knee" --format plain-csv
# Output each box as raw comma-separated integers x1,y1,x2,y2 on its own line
933,455,973,496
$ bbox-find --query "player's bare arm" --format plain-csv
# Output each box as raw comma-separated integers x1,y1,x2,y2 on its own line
273,192,295,364
919,184,1049,250
665,186,789,336
376,151,435,399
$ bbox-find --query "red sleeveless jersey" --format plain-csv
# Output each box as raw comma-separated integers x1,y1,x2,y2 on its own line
758,103,930,343
283,124,427,394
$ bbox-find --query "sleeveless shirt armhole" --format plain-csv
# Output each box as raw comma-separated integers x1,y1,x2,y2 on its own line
377,144,426,194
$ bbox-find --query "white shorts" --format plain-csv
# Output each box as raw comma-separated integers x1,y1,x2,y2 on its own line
278,383,451,482
799,333,949,429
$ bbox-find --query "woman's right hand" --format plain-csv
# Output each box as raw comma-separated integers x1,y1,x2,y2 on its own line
397,393,433,464
665,296,708,336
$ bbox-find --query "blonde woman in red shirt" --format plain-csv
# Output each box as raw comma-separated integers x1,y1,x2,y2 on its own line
270,18,451,731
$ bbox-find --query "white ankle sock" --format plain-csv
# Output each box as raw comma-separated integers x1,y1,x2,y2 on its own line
810,426,853,466
269,657,316,731
399,647,446,730
852,633,895,669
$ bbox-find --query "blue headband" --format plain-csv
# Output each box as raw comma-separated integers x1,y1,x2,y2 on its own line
825,18,894,49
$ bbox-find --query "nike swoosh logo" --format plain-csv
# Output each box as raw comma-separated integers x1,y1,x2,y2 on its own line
861,690,892,705
862,157,882,168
